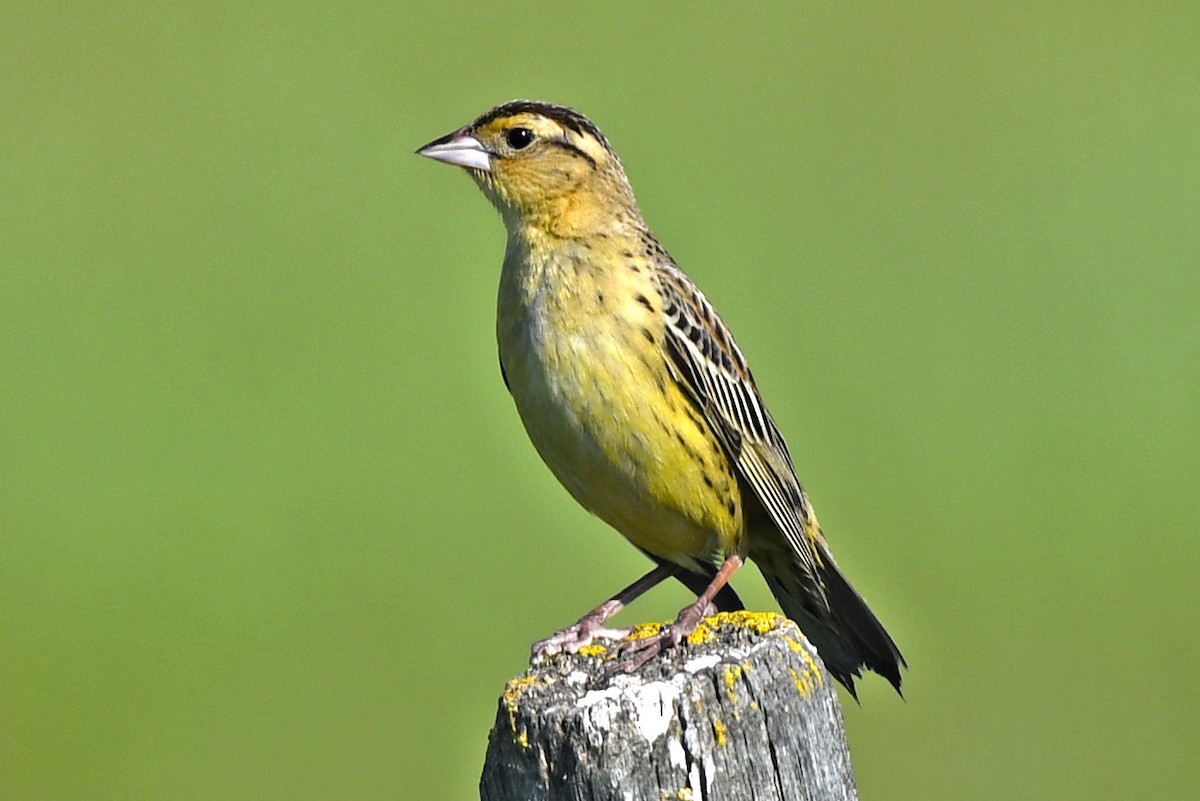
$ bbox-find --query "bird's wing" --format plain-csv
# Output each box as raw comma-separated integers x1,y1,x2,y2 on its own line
654,262,829,609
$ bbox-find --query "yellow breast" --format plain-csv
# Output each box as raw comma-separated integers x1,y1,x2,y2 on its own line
496,234,743,571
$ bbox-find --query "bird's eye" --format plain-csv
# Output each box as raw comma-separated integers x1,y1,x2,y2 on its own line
506,127,535,150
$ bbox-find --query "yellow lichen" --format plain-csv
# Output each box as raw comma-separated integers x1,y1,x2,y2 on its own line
722,610,784,634
628,621,663,640
797,645,824,686
723,664,743,702
789,666,815,698
677,789,694,800
503,676,538,711
686,621,716,645
502,675,540,749
784,634,825,687
703,610,784,639
627,610,788,649
713,719,728,747
578,643,608,658
687,610,783,645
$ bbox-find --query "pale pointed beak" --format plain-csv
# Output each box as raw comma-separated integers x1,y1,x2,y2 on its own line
416,130,493,172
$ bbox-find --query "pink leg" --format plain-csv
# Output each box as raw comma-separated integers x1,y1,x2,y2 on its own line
617,555,744,671
532,563,679,658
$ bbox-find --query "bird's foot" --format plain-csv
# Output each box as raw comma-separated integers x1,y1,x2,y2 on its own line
532,601,630,659
609,598,710,674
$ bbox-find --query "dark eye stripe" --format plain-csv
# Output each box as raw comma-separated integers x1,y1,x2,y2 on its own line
546,138,597,169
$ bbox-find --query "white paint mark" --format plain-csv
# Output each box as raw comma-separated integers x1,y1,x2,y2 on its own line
689,760,703,797
578,686,622,707
576,680,679,744
667,736,687,771
627,681,675,743
683,654,721,673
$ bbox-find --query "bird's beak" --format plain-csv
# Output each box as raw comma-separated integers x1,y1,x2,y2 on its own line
416,129,493,172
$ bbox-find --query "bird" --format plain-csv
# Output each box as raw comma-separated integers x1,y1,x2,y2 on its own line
417,100,905,695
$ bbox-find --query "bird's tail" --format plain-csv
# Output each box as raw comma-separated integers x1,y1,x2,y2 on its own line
757,541,905,698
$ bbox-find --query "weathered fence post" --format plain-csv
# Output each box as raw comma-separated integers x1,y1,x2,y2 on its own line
480,611,857,801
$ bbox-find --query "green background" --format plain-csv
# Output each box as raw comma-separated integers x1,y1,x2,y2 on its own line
3,3,1198,799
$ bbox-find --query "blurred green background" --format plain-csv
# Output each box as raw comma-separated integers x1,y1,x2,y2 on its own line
3,3,1198,799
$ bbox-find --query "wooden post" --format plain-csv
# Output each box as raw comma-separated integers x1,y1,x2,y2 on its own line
480,611,857,801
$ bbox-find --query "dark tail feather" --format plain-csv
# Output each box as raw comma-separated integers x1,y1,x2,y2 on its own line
817,545,906,693
761,546,905,697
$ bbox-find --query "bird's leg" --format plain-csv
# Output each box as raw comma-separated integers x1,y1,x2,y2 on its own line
616,555,744,672
532,562,679,658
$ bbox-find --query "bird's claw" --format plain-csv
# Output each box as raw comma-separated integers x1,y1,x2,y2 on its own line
605,612,703,675
532,609,631,659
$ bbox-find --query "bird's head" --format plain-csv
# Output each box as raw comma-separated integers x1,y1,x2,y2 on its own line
417,100,640,236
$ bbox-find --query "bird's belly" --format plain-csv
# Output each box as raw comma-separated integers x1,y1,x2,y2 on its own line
499,313,743,569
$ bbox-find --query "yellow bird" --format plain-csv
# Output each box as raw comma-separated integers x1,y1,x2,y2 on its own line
418,100,905,695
